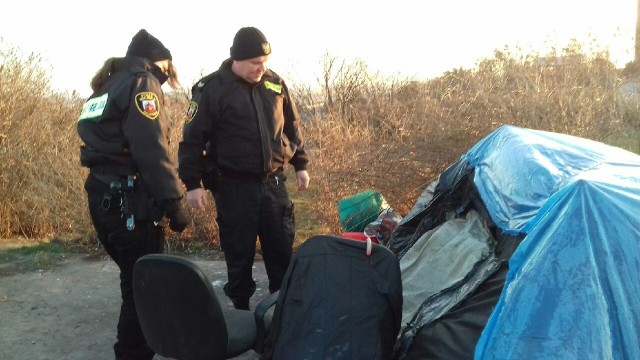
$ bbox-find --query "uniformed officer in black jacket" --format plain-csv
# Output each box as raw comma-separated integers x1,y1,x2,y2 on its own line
77,29,189,360
178,27,310,310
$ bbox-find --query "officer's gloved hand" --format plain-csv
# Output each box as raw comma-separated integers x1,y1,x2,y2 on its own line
164,197,189,233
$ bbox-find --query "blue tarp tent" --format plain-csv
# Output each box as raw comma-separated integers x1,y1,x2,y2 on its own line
389,125,640,359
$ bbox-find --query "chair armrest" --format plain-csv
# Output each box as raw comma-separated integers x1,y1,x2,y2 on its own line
253,291,279,353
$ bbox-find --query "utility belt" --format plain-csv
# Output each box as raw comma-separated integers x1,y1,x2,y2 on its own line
219,168,284,185
90,164,138,176
89,170,164,230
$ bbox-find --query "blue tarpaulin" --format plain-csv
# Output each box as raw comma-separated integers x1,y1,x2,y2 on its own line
465,126,640,359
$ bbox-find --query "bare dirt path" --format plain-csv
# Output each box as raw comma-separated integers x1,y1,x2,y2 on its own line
0,250,269,360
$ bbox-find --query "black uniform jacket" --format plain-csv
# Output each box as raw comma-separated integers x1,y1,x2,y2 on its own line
77,56,183,202
178,59,309,191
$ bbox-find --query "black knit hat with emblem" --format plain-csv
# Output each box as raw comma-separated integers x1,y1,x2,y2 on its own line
230,27,271,60
126,29,172,61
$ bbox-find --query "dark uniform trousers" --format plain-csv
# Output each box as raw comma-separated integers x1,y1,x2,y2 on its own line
85,174,163,360
214,170,295,308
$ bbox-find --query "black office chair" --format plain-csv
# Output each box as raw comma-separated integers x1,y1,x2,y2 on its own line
132,254,261,360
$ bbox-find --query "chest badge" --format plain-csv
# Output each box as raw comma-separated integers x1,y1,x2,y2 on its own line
135,92,160,120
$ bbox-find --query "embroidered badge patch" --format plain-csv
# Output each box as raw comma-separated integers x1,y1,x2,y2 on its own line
262,42,271,55
135,92,160,120
186,101,198,123
264,81,282,94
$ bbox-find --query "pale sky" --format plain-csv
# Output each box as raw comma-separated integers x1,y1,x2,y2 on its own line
0,0,636,97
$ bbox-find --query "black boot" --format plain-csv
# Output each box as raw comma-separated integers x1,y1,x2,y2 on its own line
232,297,250,310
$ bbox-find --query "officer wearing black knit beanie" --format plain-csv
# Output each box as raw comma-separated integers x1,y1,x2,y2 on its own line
77,28,188,360
179,26,310,311
230,27,271,60
126,29,173,62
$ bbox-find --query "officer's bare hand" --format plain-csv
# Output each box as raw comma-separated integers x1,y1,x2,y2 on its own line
187,188,207,210
295,170,310,191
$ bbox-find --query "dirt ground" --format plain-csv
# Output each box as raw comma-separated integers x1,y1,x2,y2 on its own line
0,247,271,360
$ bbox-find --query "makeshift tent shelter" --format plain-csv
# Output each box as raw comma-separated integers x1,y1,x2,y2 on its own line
388,125,640,359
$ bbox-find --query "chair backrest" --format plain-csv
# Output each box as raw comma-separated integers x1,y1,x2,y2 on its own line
261,235,403,360
133,253,255,360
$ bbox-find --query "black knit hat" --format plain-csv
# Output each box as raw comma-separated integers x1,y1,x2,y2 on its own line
126,29,172,61
230,27,271,60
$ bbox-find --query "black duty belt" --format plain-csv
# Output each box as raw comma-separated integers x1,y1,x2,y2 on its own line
219,168,283,183
89,165,138,187
90,164,138,176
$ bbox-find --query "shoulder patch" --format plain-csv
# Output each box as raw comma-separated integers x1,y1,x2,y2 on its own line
78,93,108,121
134,92,160,120
264,81,282,94
186,101,198,123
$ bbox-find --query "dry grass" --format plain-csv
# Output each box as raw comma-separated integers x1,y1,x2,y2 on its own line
0,45,89,244
1,39,638,252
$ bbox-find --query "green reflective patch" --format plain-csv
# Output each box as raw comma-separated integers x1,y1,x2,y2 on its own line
264,81,282,94
77,93,108,121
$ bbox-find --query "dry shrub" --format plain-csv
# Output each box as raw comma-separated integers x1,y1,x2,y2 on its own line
429,40,623,145
295,54,452,234
0,43,89,243
617,62,640,154
295,44,633,235
1,38,638,249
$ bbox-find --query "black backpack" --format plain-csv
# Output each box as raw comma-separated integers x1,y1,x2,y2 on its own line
260,235,403,360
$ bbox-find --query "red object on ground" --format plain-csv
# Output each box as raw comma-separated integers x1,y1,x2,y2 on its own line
341,232,378,244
